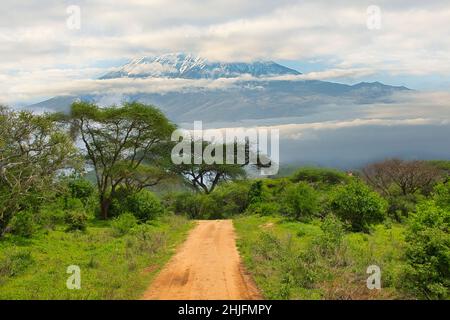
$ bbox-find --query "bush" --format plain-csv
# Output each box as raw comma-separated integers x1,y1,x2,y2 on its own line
330,181,386,232
9,210,37,237
249,180,264,204
401,201,449,299
211,182,251,217
282,182,319,220
433,182,450,210
169,190,238,219
111,188,164,221
126,190,164,222
386,194,422,222
264,178,292,199
291,167,350,185
168,192,201,218
111,213,138,236
65,210,88,231
314,215,346,257
37,199,67,229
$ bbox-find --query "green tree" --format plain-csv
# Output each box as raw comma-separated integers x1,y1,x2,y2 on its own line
402,201,449,299
171,140,246,194
330,180,386,232
291,167,350,185
68,102,174,219
0,106,79,236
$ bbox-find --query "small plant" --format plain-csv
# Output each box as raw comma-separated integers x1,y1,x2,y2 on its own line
111,213,138,236
65,210,88,231
313,215,346,259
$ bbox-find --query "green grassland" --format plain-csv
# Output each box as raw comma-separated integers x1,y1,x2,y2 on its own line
0,215,193,299
234,215,408,300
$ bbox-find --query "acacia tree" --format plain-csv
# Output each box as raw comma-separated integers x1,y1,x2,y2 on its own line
362,159,441,196
68,102,175,219
0,106,79,236
173,157,246,194
170,140,269,194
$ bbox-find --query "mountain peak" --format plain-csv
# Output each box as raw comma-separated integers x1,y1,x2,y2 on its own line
100,53,301,80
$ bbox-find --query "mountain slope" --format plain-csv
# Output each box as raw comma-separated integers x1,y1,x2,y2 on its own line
100,53,301,79
28,53,411,123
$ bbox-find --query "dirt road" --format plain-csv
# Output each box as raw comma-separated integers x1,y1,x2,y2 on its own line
143,220,262,300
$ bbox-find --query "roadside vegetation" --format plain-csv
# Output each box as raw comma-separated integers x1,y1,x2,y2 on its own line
233,166,449,300
0,103,448,299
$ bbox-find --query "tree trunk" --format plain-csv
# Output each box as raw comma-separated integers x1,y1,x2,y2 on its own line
100,196,111,220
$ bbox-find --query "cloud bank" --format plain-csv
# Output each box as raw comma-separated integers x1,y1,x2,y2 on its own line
2,0,450,105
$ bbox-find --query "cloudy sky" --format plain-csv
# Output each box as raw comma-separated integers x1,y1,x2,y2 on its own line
1,0,450,105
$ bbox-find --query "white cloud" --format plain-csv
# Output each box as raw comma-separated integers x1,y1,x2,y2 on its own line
1,0,450,105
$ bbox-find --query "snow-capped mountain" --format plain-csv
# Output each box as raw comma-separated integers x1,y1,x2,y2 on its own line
100,53,301,80
29,53,410,123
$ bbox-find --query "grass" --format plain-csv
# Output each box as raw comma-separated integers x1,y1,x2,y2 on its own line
0,215,193,299
233,214,408,300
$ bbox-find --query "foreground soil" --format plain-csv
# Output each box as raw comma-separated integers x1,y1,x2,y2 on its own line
143,220,261,300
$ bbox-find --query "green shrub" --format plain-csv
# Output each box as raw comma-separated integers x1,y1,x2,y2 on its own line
330,181,386,232
9,210,37,237
65,210,88,231
291,167,350,185
167,182,252,219
386,194,421,222
282,182,319,220
401,201,449,299
168,192,220,219
111,213,138,236
109,187,133,217
249,180,264,204
211,182,251,217
111,188,163,221
433,182,450,210
168,192,202,218
197,194,220,219
37,202,66,229
264,178,292,199
126,190,164,222
313,215,346,258
128,224,168,255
